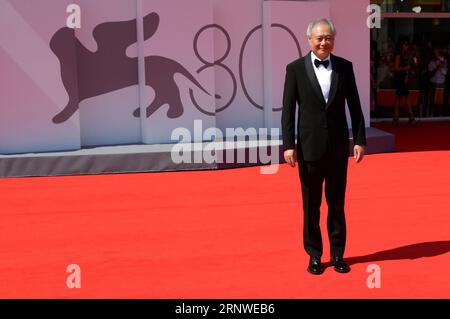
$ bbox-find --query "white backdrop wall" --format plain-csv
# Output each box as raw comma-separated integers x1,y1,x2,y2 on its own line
212,0,265,135
140,0,216,144
0,0,81,154
75,0,141,147
0,0,370,154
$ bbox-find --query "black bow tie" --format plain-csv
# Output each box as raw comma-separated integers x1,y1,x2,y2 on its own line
314,59,330,68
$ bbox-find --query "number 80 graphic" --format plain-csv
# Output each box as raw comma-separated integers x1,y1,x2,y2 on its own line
190,23,302,115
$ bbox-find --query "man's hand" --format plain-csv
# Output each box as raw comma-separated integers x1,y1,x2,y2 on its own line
284,149,296,168
354,145,365,163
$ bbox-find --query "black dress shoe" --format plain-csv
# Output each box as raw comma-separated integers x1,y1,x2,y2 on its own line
307,256,324,275
330,256,350,273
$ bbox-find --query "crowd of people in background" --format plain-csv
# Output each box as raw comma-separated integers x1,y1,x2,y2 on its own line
371,37,450,125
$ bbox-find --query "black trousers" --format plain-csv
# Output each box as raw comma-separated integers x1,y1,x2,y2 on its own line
298,143,349,259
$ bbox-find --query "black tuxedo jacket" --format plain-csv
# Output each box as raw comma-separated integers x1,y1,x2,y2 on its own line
281,52,367,162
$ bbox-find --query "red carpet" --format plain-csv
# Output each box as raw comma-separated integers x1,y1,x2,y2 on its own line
1,122,449,299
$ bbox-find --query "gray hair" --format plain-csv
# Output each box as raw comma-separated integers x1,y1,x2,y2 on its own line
306,18,336,38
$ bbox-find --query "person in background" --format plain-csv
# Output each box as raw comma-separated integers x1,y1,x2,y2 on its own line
419,42,433,117
392,38,418,126
427,48,448,117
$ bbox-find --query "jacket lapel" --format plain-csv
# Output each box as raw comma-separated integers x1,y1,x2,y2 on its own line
304,52,326,106
326,54,339,109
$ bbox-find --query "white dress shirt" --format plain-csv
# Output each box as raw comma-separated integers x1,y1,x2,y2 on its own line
311,51,332,103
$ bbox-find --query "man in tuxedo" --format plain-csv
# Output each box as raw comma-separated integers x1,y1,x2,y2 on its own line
281,19,367,275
